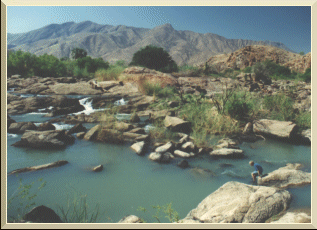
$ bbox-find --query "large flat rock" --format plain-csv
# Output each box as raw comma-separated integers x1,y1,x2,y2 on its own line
181,181,291,223
253,119,298,139
164,116,191,133
257,163,311,189
49,82,103,95
210,148,244,158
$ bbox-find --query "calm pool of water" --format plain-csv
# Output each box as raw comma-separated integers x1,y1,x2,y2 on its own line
6,97,311,223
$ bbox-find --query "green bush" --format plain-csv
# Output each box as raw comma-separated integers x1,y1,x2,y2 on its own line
71,48,87,60
263,94,295,121
130,45,178,73
252,59,294,80
95,65,125,81
225,92,253,120
295,111,311,129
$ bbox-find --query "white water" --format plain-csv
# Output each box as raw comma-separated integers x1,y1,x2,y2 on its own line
73,97,107,116
38,106,54,112
7,133,18,138
114,98,128,106
52,123,74,130
144,124,155,133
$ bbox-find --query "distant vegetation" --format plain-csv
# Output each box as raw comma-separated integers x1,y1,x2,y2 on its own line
129,45,178,73
7,49,111,78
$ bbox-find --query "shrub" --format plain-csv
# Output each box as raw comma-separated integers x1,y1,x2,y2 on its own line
130,45,178,73
252,59,294,80
75,57,109,73
95,65,124,81
263,94,295,121
178,65,202,77
71,48,87,60
73,66,90,78
295,111,311,129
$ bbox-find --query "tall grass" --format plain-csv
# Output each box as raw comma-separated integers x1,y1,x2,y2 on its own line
73,66,90,78
95,65,125,81
57,193,101,223
263,93,295,121
137,79,176,98
295,111,311,129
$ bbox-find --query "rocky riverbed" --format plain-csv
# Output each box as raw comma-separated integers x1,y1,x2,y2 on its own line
6,68,311,223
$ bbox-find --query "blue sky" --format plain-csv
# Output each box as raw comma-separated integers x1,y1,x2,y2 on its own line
7,6,311,54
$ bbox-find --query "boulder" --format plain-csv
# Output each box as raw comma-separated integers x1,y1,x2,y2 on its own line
118,215,142,223
300,129,311,144
155,141,173,153
214,138,239,149
12,130,75,149
269,212,311,223
161,152,174,163
84,125,100,141
8,160,68,175
174,150,195,158
130,141,146,155
92,165,103,172
177,160,189,169
164,116,191,133
76,132,86,139
23,205,63,223
181,181,291,223
49,82,103,95
66,123,87,135
148,152,162,162
7,115,16,129
37,123,56,131
190,167,216,177
130,113,141,123
128,128,146,135
179,134,189,144
210,148,244,158
115,122,134,132
8,122,38,134
243,122,253,134
257,163,311,189
181,142,196,153
253,119,298,139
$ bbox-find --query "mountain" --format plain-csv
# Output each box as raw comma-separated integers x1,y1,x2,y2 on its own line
7,21,296,66
199,45,311,73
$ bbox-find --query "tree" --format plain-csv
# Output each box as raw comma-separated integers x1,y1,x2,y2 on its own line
71,48,87,60
130,45,178,73
299,51,305,56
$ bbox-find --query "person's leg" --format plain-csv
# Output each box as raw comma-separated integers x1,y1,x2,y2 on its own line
252,171,258,182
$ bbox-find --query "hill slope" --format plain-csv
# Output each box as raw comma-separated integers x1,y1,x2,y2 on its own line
8,21,295,66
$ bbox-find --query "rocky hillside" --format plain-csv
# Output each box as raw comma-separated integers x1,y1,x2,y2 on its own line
200,45,311,73
8,21,295,66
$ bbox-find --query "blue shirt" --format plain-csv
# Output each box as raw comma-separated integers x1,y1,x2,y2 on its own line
254,163,263,174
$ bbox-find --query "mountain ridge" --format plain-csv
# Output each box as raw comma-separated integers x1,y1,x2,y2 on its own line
8,21,296,66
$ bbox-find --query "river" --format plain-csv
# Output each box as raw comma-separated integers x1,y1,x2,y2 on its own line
6,93,311,223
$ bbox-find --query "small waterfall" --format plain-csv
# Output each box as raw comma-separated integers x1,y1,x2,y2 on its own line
73,97,107,115
52,123,74,130
114,98,128,106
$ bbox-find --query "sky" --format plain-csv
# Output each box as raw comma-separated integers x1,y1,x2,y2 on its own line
7,6,311,54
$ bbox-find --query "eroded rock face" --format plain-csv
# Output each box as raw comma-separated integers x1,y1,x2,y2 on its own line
253,119,298,139
257,163,311,189
181,181,291,223
12,130,75,149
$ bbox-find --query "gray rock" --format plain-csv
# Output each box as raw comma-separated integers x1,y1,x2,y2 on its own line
131,141,146,155
12,130,75,149
270,212,311,223
155,141,173,153
161,152,174,163
181,142,196,153
253,119,298,139
84,125,100,141
210,148,244,158
37,123,56,131
257,163,311,189
76,132,86,139
300,129,311,143
179,134,189,144
243,122,253,134
181,181,291,223
8,122,38,134
92,165,103,172
23,205,63,223
118,215,142,223
8,160,68,175
66,123,87,135
174,150,195,158
148,152,162,162
214,138,239,149
177,160,189,169
164,116,191,133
